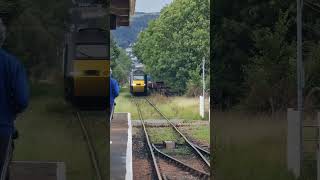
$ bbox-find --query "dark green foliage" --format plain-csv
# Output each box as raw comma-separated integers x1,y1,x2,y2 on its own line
1,0,71,81
185,67,202,97
212,0,320,111
213,0,295,109
133,0,210,95
244,9,296,112
111,38,132,85
0,0,22,23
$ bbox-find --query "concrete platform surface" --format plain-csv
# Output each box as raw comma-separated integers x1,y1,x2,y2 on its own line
10,161,65,180
110,113,132,180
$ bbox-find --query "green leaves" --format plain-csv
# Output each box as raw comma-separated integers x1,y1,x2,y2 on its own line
244,8,296,111
111,38,131,85
3,0,70,80
212,0,300,110
133,0,210,94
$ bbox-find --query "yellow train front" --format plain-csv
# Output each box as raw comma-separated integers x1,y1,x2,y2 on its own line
130,70,148,96
63,28,109,110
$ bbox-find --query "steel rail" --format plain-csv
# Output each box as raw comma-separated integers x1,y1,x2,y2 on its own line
152,144,210,179
76,112,102,180
133,97,163,180
192,143,210,157
144,97,211,168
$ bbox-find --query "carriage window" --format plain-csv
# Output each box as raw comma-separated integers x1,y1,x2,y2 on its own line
76,45,108,59
133,75,145,80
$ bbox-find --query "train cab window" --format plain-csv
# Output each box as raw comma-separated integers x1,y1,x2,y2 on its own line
76,44,108,59
133,75,145,80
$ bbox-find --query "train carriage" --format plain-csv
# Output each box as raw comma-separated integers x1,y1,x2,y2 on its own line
130,69,148,95
63,0,135,110
64,28,109,110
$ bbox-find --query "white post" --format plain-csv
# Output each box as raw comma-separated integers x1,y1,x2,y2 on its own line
287,108,301,177
200,58,205,119
203,58,205,107
200,96,204,118
209,97,210,122
202,58,206,118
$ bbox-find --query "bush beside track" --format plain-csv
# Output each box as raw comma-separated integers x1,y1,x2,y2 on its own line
115,88,210,121
214,111,299,180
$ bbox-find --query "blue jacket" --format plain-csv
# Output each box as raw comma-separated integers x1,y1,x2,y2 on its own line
110,77,119,108
0,49,29,136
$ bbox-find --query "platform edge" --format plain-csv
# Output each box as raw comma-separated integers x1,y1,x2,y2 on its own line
57,162,66,180
125,112,133,180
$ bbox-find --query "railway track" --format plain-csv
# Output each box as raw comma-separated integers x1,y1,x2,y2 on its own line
134,98,163,179
76,112,103,180
144,98,211,166
133,97,210,179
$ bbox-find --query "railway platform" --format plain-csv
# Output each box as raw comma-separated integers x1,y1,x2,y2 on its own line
110,113,132,180
10,161,65,180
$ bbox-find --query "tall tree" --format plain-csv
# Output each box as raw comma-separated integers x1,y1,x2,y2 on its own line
244,9,296,112
134,0,210,94
3,0,71,80
111,38,132,85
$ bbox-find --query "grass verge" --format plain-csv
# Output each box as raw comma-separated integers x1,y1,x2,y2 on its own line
214,111,298,180
114,89,139,119
181,125,210,145
115,88,209,121
147,127,185,144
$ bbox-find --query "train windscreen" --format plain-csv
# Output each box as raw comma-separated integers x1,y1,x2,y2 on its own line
133,75,145,80
76,44,108,59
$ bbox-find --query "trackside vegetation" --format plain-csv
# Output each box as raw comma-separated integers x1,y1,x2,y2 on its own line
1,0,71,81
133,0,210,96
111,38,132,85
114,88,209,121
213,0,320,111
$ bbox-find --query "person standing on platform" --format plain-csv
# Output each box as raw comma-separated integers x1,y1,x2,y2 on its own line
0,18,29,180
110,68,120,121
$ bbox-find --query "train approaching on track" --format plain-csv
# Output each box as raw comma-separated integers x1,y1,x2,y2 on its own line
63,28,109,110
63,4,109,110
130,69,148,95
64,0,135,110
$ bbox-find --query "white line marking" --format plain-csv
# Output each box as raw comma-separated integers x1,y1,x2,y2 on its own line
56,162,66,180
125,113,133,180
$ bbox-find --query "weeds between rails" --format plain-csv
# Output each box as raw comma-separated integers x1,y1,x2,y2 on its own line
132,96,210,179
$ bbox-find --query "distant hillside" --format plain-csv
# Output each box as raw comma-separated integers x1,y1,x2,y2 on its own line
111,12,160,48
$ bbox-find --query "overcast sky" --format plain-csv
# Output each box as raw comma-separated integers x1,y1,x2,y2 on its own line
135,0,173,13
